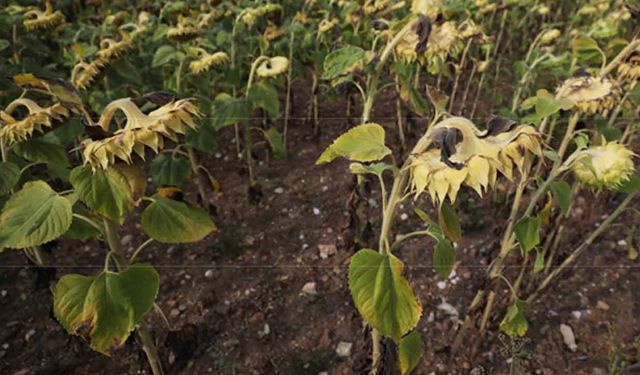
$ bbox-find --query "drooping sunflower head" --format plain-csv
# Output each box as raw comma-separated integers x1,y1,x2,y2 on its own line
555,75,620,116
189,51,229,74
411,0,443,18
263,23,287,42
256,56,289,78
0,98,70,144
71,58,110,90
540,28,561,45
396,20,465,68
409,117,541,204
318,18,338,35
167,18,200,42
572,142,635,190
475,0,498,14
293,11,312,25
96,32,134,61
84,98,202,170
363,0,405,15
617,48,640,82
23,1,65,31
240,4,282,27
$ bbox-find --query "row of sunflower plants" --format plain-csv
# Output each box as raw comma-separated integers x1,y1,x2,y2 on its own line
0,68,216,374
316,1,639,373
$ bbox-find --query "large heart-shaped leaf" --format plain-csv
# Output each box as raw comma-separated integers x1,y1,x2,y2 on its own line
322,46,366,80
212,96,250,130
0,161,20,195
13,138,69,166
0,181,72,249
248,82,280,119
141,196,215,243
316,123,391,164
53,264,159,355
70,165,133,224
348,249,422,342
149,154,192,186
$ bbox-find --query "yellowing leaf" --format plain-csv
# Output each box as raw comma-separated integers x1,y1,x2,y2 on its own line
53,264,159,355
348,249,422,342
316,123,391,164
499,299,528,337
141,196,216,243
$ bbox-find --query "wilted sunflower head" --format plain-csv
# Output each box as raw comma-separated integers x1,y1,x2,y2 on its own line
0,98,70,144
71,58,110,90
617,49,640,82
189,51,229,74
409,117,541,204
396,20,464,67
411,0,443,18
104,10,129,26
240,4,282,27
555,75,620,116
540,28,561,45
293,11,312,24
23,1,65,31
318,18,338,34
572,142,635,189
256,56,289,78
96,32,134,61
475,0,498,14
84,98,201,169
363,0,405,15
263,23,287,41
167,20,200,42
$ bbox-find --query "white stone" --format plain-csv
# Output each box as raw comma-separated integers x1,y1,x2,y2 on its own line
313,208,321,216
335,341,352,357
204,270,214,279
560,324,577,351
318,244,337,259
302,282,317,295
274,187,284,194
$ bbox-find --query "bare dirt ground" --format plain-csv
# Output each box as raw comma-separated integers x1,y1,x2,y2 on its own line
0,87,638,375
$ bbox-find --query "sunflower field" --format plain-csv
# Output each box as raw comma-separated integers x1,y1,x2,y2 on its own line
0,0,639,374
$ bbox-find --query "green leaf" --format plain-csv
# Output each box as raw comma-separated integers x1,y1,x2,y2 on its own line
212,97,250,130
571,36,603,66
64,215,100,240
514,216,540,254
499,299,528,337
322,46,366,80
0,162,20,195
149,154,192,187
549,181,572,216
0,181,72,249
533,249,544,274
141,196,216,243
263,127,287,159
433,239,456,278
349,162,394,177
185,123,217,153
398,331,423,375
152,45,178,68
316,123,391,164
248,82,280,119
70,165,133,224
438,201,461,242
619,176,640,193
53,264,159,355
0,39,10,52
348,249,422,342
13,139,69,166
